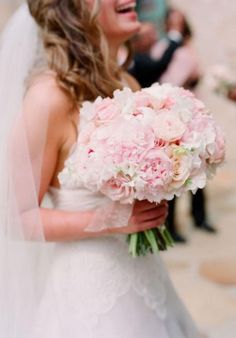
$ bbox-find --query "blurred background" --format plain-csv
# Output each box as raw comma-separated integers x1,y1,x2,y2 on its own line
1,1,236,337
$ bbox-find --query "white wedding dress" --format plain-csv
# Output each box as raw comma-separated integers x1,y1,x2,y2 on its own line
30,117,202,338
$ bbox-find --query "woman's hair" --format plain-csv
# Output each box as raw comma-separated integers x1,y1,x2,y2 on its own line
27,0,125,106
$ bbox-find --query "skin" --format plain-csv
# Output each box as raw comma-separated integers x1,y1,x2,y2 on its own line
166,9,186,35
132,22,157,53
24,0,168,241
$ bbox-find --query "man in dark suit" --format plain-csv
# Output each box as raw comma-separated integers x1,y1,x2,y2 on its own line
129,20,183,87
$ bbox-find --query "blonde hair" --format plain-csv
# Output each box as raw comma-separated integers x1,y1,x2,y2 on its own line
27,0,125,106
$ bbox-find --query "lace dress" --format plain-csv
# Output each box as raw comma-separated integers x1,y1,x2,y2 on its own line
31,117,201,338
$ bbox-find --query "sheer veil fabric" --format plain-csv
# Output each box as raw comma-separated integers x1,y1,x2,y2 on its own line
0,4,133,337
0,4,58,337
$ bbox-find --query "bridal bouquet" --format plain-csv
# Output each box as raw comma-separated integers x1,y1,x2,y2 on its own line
59,83,225,257
205,64,236,97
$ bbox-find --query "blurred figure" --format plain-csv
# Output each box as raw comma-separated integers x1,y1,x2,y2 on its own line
129,15,184,87
154,9,217,242
152,8,199,87
228,85,236,101
136,0,168,37
132,22,158,53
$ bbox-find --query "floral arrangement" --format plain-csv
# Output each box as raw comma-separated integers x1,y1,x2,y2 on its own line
205,64,236,97
59,83,225,257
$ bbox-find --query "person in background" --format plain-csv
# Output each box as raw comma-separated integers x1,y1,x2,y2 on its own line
228,85,236,101
154,8,217,242
136,0,168,38
152,8,199,87
129,12,184,88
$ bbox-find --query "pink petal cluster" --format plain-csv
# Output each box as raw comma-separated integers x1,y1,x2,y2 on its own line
59,83,225,204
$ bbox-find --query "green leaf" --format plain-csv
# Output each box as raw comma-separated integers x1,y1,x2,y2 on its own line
184,178,192,186
173,146,188,156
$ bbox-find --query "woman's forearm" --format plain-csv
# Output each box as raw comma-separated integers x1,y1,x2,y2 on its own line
38,200,168,242
40,208,112,241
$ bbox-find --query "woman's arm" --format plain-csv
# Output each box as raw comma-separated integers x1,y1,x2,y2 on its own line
41,200,168,241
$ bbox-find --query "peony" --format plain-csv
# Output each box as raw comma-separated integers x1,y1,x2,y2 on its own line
94,97,121,124
153,112,186,142
101,173,135,204
138,148,172,188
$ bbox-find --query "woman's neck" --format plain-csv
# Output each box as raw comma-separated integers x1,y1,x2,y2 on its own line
109,43,119,64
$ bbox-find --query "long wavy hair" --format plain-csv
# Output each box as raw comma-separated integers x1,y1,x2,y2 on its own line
27,0,126,106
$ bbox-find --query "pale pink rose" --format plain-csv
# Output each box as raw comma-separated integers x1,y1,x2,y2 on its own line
95,98,120,124
138,148,172,187
169,146,193,189
101,174,135,203
154,113,186,142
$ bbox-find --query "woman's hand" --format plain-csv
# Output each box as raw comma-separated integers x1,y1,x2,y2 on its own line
118,200,168,234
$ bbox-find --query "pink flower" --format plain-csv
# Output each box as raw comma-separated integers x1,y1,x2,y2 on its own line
153,113,186,142
60,83,225,207
95,98,120,124
207,125,225,164
135,90,175,112
168,146,193,189
138,148,172,187
101,174,135,204
134,92,154,108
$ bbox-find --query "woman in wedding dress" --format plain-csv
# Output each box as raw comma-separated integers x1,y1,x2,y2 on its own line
0,1,202,337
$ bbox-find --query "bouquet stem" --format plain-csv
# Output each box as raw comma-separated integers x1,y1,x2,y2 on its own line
127,225,174,257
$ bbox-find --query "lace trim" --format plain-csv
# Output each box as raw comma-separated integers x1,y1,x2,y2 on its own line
51,240,167,331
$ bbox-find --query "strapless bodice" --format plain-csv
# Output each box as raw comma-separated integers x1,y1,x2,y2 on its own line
47,186,109,212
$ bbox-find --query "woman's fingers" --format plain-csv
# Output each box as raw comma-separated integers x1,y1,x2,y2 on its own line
125,199,169,234
134,199,168,213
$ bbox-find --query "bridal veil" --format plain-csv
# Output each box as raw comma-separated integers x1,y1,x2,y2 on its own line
0,4,57,337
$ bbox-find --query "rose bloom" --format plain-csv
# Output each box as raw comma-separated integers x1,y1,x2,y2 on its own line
169,146,193,189
153,112,186,142
138,148,172,188
101,174,135,204
95,97,121,124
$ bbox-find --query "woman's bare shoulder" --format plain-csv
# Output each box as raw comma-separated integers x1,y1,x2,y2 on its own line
24,72,73,118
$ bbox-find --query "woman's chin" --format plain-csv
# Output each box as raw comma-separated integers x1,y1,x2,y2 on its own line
114,22,141,43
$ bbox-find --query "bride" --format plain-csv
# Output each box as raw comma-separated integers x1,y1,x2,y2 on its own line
0,1,201,337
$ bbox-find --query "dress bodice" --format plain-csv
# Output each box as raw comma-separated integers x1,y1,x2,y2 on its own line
47,186,108,212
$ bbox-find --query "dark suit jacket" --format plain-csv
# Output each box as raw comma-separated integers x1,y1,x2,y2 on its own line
129,39,182,87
